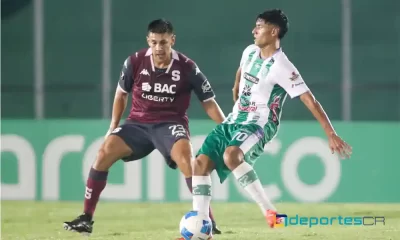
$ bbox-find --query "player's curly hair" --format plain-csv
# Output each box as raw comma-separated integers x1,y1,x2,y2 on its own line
257,9,289,39
148,18,174,34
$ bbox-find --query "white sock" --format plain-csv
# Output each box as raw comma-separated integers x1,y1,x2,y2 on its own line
192,176,212,217
232,162,276,215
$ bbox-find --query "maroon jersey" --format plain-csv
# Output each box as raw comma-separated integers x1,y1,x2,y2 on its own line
118,48,215,129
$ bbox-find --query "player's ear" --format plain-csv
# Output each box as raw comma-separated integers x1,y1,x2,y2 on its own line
271,27,279,37
146,35,152,47
171,34,176,46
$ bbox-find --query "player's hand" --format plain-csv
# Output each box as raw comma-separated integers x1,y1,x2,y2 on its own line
328,133,352,159
104,126,116,139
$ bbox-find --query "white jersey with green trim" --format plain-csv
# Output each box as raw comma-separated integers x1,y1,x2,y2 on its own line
224,44,310,128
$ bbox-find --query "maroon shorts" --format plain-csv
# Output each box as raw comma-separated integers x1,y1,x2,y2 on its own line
110,119,189,169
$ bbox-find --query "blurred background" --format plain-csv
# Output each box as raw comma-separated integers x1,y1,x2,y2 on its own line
1,0,400,208
2,0,399,120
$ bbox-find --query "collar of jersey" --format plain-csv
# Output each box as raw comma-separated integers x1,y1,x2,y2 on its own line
145,48,180,61
257,47,282,61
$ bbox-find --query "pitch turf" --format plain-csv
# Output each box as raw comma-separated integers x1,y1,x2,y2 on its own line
2,201,400,240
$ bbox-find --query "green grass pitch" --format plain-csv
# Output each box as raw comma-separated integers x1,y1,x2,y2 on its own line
2,201,400,239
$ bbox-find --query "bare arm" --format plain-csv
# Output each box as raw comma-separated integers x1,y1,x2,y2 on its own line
232,67,241,103
107,56,134,135
300,91,336,136
189,62,225,123
201,99,226,124
274,58,352,158
300,91,352,158
109,86,129,130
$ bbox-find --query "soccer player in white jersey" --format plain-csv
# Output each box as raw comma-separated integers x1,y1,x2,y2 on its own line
191,8,353,230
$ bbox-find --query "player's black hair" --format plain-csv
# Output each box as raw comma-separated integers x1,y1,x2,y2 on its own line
147,19,174,34
257,9,289,39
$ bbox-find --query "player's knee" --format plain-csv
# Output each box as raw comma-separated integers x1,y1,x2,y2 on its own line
223,146,244,170
171,139,193,177
93,136,126,171
93,147,111,171
175,155,192,177
193,155,213,176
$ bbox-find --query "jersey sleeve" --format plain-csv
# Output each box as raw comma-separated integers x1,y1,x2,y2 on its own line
188,63,216,102
273,60,310,99
118,56,134,93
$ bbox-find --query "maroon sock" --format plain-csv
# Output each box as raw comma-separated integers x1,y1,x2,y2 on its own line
185,177,215,222
83,168,108,218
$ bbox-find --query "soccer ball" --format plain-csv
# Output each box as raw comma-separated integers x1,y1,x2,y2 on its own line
179,211,213,240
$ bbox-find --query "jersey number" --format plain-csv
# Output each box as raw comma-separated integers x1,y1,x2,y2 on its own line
232,132,249,142
169,124,186,137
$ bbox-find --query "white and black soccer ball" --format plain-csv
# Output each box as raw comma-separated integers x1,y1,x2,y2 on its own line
179,211,212,240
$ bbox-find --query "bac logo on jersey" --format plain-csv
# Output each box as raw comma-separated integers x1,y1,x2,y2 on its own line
155,83,176,94
171,70,180,81
244,72,259,84
142,83,176,94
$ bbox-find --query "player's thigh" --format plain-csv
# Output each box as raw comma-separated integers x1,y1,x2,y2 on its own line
197,123,233,183
227,124,266,167
109,122,155,162
151,122,191,170
93,134,133,170
171,138,193,176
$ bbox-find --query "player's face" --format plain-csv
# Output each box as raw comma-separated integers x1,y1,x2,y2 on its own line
252,19,279,47
147,32,176,62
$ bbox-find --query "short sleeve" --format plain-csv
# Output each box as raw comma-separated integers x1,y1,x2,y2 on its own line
118,56,134,93
273,59,310,99
188,64,215,102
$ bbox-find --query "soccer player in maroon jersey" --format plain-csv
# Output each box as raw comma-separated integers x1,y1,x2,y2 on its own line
63,19,226,236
